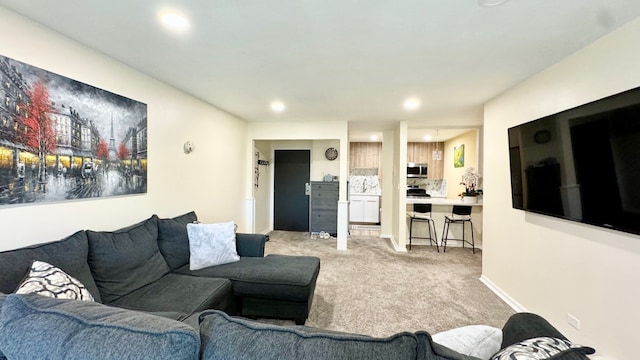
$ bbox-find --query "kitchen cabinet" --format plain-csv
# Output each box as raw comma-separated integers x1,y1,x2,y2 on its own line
310,182,339,235
349,194,380,223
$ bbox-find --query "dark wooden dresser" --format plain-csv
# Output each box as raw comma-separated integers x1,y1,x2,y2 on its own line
309,181,339,235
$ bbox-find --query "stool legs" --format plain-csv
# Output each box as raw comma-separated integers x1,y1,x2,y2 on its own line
407,216,439,252
409,217,414,250
442,219,475,253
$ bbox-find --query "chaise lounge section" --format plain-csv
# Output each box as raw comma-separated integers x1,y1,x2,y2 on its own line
0,211,321,326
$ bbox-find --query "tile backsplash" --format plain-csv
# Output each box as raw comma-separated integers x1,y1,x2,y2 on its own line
349,175,381,195
407,178,447,197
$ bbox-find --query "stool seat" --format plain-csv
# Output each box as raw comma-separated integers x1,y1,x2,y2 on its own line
407,211,433,220
442,205,475,253
407,203,439,252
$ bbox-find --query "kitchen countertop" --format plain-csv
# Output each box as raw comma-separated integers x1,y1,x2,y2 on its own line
406,197,483,206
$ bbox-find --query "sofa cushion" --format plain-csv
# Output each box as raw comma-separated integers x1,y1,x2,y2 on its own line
0,230,101,302
15,261,95,302
490,337,595,360
157,211,198,271
187,222,240,270
199,310,418,360
109,273,233,314
0,294,199,360
86,215,170,303
431,325,502,360
176,254,320,302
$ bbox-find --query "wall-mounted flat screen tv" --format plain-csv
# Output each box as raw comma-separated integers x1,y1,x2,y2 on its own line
508,86,640,236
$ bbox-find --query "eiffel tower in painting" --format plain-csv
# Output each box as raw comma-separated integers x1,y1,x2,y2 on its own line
108,117,116,161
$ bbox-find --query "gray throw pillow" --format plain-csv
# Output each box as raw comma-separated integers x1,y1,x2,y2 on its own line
0,294,199,360
199,310,418,360
431,325,502,360
86,215,170,303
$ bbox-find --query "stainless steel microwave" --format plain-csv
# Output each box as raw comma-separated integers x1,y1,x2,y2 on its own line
407,163,428,178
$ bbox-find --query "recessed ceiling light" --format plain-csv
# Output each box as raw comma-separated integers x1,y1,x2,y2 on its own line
403,97,421,111
370,135,378,141
423,135,432,141
478,0,509,7
270,101,286,112
159,9,190,32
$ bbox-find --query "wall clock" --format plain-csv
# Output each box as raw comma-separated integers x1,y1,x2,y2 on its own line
534,130,551,144
325,147,338,160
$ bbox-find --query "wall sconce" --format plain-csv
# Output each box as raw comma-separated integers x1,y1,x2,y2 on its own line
183,140,195,154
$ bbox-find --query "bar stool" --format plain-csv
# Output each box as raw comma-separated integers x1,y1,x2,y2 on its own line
441,205,475,253
407,203,439,251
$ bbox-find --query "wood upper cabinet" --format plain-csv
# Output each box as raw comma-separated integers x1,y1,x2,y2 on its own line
349,142,382,176
349,141,444,179
407,142,444,179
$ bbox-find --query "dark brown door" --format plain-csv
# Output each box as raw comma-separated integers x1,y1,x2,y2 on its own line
274,150,310,231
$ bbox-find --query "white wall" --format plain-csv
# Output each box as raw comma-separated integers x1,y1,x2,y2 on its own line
483,17,640,360
0,8,249,251
443,129,479,199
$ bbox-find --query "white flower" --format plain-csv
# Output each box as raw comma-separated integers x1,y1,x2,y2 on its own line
460,168,481,194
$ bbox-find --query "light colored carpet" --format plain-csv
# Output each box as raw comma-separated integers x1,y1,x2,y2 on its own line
264,230,515,337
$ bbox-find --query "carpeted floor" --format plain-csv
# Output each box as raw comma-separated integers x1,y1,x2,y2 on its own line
264,230,515,337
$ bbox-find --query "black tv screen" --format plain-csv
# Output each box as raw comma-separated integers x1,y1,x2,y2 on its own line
508,86,640,236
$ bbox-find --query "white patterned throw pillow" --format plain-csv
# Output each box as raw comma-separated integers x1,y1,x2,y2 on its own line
187,221,240,270
15,260,95,301
491,336,595,359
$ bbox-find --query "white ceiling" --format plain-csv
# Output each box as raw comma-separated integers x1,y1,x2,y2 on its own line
2,1,640,141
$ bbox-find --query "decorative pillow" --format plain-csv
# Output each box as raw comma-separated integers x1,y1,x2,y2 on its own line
432,325,502,360
199,310,418,360
0,294,199,360
491,337,595,360
187,222,240,270
15,261,94,302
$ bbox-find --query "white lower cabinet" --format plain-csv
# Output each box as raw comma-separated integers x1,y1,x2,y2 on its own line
349,194,380,223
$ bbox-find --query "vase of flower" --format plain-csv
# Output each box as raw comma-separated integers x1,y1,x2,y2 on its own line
459,167,482,203
462,195,478,204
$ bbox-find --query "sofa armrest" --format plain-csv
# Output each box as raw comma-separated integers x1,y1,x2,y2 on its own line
501,312,568,348
235,233,266,257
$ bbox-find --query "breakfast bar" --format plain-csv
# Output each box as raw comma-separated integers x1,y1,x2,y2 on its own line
406,197,483,250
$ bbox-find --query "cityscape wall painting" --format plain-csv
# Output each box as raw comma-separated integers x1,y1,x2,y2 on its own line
0,54,147,206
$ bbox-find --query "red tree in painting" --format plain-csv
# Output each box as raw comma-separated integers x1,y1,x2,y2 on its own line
117,142,130,160
96,139,109,161
23,80,56,185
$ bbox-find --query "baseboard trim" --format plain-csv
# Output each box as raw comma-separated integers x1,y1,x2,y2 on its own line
479,274,527,313
381,233,407,252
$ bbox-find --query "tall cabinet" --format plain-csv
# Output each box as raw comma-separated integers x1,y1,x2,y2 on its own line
310,182,339,235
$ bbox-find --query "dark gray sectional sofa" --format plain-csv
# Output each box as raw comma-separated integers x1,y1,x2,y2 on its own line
0,293,595,360
0,211,320,326
0,211,596,359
